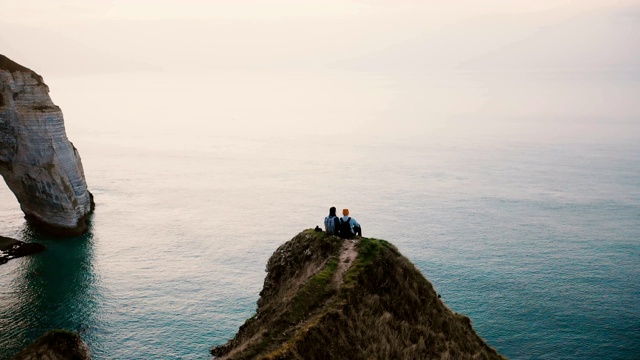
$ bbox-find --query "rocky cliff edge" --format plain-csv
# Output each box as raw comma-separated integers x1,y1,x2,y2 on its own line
211,230,506,360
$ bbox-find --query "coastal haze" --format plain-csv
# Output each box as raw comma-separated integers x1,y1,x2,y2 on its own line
1,1,639,359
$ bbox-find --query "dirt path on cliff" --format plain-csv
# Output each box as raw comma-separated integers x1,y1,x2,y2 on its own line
333,238,359,289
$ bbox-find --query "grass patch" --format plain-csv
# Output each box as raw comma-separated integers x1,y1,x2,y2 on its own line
342,237,395,287
288,258,338,324
263,313,325,359
219,258,340,359
212,231,506,360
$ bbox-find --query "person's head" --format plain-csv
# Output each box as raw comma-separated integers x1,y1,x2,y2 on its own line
342,208,349,216
329,207,336,216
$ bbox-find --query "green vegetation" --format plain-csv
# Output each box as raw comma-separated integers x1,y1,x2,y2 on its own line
343,237,395,288
211,230,505,360
289,258,337,324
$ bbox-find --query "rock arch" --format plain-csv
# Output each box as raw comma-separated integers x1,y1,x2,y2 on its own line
0,55,93,236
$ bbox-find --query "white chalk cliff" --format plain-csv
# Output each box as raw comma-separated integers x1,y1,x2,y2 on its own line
0,55,93,235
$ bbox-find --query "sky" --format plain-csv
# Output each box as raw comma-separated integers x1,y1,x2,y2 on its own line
2,0,639,76
1,0,639,141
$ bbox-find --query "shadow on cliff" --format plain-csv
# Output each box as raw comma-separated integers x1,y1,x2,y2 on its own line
20,211,95,239
22,191,96,237
0,225,101,359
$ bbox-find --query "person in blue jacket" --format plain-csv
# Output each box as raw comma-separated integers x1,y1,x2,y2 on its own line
324,207,340,235
339,208,362,239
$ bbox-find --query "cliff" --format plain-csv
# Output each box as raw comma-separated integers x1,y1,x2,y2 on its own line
0,55,93,235
11,330,91,360
211,230,506,360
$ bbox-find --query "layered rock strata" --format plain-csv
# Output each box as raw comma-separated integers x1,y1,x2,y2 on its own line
211,230,505,359
0,55,93,235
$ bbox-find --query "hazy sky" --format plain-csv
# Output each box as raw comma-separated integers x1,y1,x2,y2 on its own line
2,0,639,76
1,1,639,142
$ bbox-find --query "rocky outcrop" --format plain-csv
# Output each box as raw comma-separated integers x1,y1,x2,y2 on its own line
0,55,93,235
0,235,45,265
11,330,91,360
211,230,505,359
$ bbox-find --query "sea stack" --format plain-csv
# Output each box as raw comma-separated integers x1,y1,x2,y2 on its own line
211,230,505,359
0,55,93,236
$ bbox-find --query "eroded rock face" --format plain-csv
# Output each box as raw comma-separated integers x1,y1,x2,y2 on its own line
0,55,93,235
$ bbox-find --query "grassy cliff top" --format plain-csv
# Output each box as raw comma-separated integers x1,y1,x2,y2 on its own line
211,230,505,360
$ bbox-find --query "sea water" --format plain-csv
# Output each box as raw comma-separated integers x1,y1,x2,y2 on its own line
0,71,638,359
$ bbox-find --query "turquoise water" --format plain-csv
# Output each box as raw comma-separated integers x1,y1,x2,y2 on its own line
1,72,639,359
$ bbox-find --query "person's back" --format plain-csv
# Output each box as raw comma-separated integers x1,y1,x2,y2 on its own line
324,207,340,235
338,208,362,239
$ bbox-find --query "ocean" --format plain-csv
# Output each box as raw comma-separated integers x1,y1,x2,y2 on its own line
0,70,639,359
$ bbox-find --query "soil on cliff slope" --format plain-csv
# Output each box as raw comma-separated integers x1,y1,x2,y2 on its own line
211,230,505,360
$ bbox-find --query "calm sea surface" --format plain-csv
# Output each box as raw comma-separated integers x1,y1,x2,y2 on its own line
0,71,639,359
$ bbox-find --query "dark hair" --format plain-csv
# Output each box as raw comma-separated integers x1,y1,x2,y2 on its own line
329,207,336,216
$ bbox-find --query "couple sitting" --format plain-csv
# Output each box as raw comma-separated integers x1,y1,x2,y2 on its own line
324,207,362,239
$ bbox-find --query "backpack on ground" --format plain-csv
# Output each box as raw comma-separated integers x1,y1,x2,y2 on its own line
338,217,353,239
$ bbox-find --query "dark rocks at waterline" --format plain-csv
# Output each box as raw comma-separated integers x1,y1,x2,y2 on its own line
0,235,45,265
11,330,91,360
